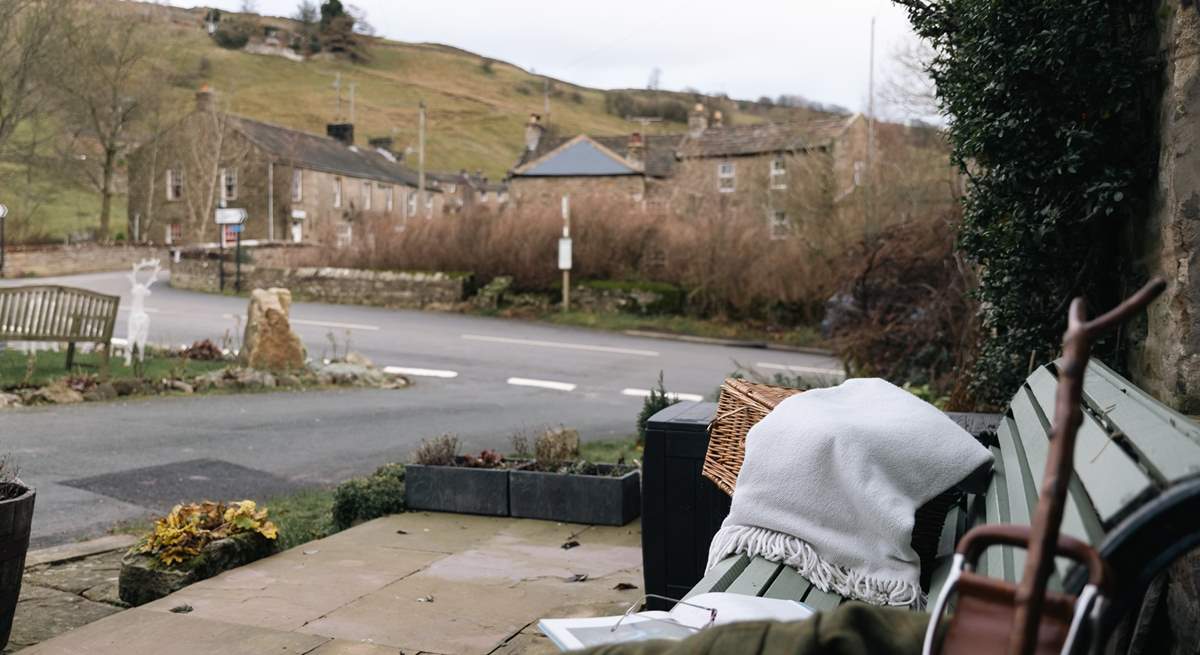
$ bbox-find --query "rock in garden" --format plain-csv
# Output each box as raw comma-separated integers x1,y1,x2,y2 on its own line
319,362,386,387
166,380,194,394
343,351,374,368
31,382,84,405
241,288,306,372
119,532,277,607
111,379,145,397
82,382,117,402
0,392,22,409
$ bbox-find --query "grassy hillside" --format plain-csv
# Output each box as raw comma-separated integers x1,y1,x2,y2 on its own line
0,1,834,242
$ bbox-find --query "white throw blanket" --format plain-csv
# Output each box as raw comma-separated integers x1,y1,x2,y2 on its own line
706,378,993,608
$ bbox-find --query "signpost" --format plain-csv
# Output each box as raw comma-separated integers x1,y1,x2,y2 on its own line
214,208,247,292
0,204,7,279
560,196,572,312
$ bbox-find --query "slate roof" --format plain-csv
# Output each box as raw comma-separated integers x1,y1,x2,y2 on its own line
675,117,851,159
229,116,430,189
520,138,639,177
516,133,681,178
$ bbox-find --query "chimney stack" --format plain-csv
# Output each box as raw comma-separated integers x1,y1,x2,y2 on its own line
525,114,545,152
712,111,724,129
327,123,355,146
688,103,708,137
627,132,645,169
195,85,215,113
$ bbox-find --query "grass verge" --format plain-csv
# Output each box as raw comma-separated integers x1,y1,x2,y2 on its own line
0,348,227,390
579,438,641,464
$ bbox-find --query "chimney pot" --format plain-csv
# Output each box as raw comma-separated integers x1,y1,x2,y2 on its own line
195,85,215,113
524,114,545,152
688,104,708,137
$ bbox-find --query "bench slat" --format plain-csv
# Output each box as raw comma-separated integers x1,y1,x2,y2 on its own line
979,444,1007,580
1026,366,1155,528
763,566,813,601
725,558,785,596
1084,363,1200,485
685,555,750,598
993,417,1032,581
803,586,842,611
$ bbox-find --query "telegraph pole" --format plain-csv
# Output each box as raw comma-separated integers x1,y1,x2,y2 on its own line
349,82,357,124
560,196,572,312
418,100,427,217
866,15,877,241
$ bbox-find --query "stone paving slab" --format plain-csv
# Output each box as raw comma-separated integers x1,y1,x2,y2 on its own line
18,514,644,655
24,535,137,568
15,609,330,655
3,587,123,654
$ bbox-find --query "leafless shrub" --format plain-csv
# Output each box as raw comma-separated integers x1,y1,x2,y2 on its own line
411,433,459,466
534,427,580,470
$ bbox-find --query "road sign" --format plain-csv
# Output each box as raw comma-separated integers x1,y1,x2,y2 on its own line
558,238,572,271
229,224,244,234
215,208,247,225
0,204,8,219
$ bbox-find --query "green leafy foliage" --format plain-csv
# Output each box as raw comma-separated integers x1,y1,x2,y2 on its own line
900,0,1158,403
636,372,678,445
331,463,405,530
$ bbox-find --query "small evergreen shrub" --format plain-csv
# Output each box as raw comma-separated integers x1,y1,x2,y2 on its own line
636,372,678,445
331,463,406,530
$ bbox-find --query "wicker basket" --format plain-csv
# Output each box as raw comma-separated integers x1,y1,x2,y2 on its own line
702,377,963,591
703,378,803,496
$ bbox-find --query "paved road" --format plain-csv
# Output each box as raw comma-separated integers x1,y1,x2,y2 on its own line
0,271,841,547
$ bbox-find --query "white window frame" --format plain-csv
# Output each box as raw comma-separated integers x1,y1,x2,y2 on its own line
770,157,787,190
425,193,434,216
363,182,372,210
384,185,394,212
166,169,184,201
291,169,303,202
220,167,238,202
333,177,343,208
854,161,866,187
718,162,736,193
406,191,417,217
769,210,791,240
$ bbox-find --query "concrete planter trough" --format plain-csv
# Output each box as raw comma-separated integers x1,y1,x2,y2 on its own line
405,461,515,517
509,466,641,526
118,532,276,607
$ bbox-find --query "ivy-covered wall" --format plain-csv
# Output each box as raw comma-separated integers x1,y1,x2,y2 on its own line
1129,4,1200,412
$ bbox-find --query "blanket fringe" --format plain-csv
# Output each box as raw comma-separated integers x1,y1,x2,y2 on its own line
708,525,926,610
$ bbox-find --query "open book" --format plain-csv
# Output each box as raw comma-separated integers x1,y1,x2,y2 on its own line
538,592,814,651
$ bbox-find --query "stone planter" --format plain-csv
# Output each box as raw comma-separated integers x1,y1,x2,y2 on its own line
509,466,641,526
0,484,34,650
118,531,276,607
405,460,514,517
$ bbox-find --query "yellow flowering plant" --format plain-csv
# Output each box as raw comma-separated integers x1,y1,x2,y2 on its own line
137,500,279,567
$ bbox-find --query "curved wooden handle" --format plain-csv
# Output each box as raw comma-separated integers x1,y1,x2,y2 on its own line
956,524,1108,589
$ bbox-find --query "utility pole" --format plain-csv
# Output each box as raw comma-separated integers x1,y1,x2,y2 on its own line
333,73,343,121
418,100,427,218
349,82,357,124
543,77,551,125
560,196,572,312
866,15,877,241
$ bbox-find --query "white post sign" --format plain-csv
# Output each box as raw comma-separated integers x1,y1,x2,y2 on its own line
558,238,572,270
0,204,8,219
214,208,247,225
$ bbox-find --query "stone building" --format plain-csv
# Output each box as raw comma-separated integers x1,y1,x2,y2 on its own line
508,107,871,238
126,87,446,248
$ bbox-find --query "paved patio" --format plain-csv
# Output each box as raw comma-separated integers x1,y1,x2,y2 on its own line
17,513,644,654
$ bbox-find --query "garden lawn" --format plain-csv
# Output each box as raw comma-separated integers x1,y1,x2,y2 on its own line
0,348,226,390
579,438,641,464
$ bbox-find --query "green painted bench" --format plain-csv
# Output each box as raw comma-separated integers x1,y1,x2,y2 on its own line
0,285,120,377
687,360,1200,636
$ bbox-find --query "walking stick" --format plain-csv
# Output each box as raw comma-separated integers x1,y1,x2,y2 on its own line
925,278,1166,655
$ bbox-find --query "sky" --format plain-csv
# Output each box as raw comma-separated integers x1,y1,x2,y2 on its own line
166,0,925,115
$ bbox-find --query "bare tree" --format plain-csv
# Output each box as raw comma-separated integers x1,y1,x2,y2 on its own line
0,0,73,155
56,5,163,240
880,37,941,122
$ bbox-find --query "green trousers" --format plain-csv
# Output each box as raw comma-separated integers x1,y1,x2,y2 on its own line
583,604,930,655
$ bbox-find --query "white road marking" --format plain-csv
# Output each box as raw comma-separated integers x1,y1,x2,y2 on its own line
117,306,161,313
756,362,846,376
384,366,458,379
222,314,380,331
621,388,705,402
507,377,577,392
462,334,658,357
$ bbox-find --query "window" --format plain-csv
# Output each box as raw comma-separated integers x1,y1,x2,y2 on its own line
166,169,183,201
425,193,434,216
853,161,866,187
384,186,394,212
771,157,787,190
220,168,238,202
291,169,303,202
333,177,343,208
335,222,353,248
363,182,372,210
718,162,736,193
406,191,417,217
165,223,182,244
769,210,791,240
478,190,487,203
290,219,303,243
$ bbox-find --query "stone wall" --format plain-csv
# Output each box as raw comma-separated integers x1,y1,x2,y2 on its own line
2,244,168,278
1129,5,1200,411
170,258,468,309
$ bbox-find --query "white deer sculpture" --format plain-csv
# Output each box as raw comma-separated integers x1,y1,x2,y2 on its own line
125,259,162,366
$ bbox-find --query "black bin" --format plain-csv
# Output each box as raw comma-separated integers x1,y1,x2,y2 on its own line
641,401,729,610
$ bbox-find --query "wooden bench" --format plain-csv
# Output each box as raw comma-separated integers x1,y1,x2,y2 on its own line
0,285,120,377
686,360,1200,636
